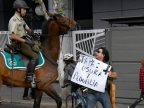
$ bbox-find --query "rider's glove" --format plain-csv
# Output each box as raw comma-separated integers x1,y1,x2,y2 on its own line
25,40,34,46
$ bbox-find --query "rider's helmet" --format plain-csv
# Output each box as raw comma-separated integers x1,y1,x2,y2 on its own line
13,0,29,9
63,53,74,60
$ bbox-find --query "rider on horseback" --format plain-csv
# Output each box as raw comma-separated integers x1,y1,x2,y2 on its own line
8,0,38,83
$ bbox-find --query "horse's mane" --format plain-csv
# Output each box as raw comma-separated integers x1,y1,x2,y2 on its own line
40,14,62,43
40,19,51,43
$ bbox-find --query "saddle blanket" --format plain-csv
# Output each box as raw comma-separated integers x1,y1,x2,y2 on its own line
0,51,45,70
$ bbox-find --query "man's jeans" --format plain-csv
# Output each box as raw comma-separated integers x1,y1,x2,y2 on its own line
86,90,112,108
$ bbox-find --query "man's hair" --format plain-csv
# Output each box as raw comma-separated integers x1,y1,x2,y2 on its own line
97,47,109,62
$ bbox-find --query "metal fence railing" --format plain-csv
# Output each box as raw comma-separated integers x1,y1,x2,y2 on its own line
72,29,106,60
0,31,9,49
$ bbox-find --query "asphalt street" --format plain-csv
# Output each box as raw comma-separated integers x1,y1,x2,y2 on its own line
0,82,66,108
0,83,144,108
0,103,59,108
0,103,33,108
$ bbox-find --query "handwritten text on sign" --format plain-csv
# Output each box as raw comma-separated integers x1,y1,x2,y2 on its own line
71,55,111,92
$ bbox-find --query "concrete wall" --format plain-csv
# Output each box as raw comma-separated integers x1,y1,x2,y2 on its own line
92,0,144,105
106,27,144,105
93,0,144,29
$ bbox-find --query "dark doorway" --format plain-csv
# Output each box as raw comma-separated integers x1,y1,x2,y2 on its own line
74,0,93,29
0,0,14,30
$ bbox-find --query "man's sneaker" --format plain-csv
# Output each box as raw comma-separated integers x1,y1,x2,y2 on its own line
0,98,4,104
23,96,30,100
25,75,33,83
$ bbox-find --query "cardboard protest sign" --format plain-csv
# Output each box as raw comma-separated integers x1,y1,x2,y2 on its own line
71,54,111,92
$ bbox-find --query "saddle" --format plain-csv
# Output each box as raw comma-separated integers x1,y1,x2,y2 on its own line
4,44,20,54
1,45,45,70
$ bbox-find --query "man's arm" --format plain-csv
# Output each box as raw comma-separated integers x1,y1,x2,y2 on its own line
23,21,33,34
108,71,117,79
10,33,25,43
10,33,34,46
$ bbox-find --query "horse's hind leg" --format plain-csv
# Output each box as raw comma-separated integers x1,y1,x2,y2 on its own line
33,89,43,108
45,85,62,108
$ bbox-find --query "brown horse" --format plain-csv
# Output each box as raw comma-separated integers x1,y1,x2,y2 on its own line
0,14,76,108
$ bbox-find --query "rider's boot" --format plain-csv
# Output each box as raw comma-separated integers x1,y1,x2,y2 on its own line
25,59,38,83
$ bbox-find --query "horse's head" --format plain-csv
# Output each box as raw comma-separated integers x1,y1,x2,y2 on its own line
41,13,77,42
52,14,77,34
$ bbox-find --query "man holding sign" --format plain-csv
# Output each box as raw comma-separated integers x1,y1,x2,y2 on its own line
86,47,117,108
71,47,117,108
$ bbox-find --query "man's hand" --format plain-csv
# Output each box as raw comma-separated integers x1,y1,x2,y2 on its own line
108,71,112,77
25,40,34,46
108,71,117,79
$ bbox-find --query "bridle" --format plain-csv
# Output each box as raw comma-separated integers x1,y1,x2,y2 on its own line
55,17,71,31
40,16,72,37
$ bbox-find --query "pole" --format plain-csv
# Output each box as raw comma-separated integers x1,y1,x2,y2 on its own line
37,0,50,20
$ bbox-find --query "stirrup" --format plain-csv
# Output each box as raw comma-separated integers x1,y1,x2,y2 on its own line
31,77,36,88
25,75,36,88
25,75,33,82
31,75,36,88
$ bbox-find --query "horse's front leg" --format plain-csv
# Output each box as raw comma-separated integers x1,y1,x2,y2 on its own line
33,89,43,108
45,85,62,108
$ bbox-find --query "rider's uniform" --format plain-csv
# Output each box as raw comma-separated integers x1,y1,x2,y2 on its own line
8,12,38,58
8,13,29,37
8,12,38,83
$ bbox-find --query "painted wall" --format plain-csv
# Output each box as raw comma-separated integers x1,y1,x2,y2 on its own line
93,0,144,29
106,27,144,106
93,0,144,106
0,0,4,30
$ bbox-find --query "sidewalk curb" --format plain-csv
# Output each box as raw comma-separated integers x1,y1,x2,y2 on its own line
0,99,66,107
